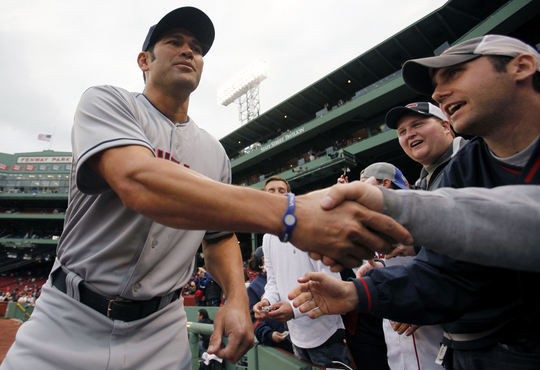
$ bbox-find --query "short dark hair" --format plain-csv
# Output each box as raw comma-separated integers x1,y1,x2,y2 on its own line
248,252,263,272
486,55,540,93
142,46,157,83
198,308,209,319
370,178,402,190
389,182,402,190
264,176,291,193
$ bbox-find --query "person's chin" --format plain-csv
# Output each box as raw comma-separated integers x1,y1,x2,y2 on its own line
410,147,427,161
413,152,433,165
171,77,199,92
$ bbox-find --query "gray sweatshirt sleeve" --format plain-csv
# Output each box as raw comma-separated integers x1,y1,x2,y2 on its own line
381,185,540,272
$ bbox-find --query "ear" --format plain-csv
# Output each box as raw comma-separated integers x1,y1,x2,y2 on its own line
510,54,537,83
382,178,392,188
137,51,150,72
441,120,452,133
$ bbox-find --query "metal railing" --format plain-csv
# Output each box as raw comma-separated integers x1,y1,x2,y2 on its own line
187,322,318,370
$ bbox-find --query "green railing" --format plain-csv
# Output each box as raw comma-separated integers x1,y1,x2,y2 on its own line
187,322,320,370
3,301,34,321
3,303,321,369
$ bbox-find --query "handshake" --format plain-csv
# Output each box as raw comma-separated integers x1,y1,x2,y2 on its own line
287,180,412,271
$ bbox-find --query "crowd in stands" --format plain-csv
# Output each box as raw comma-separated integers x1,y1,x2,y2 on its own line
0,231,62,241
0,187,68,194
236,122,384,187
1,208,65,214
0,274,48,305
182,267,224,307
230,71,396,188
0,231,61,240
0,224,63,240
181,263,265,306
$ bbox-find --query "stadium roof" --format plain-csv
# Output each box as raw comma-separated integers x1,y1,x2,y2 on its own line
219,0,538,157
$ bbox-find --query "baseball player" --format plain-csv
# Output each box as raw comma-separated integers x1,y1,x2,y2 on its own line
1,6,412,370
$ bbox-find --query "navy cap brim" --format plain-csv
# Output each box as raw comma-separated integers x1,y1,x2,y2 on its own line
385,106,431,129
402,54,480,95
142,7,215,56
392,180,409,190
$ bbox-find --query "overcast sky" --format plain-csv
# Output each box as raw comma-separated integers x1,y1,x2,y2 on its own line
1,0,446,155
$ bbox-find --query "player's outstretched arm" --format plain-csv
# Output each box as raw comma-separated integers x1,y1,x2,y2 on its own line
202,234,253,362
89,146,412,268
287,272,359,319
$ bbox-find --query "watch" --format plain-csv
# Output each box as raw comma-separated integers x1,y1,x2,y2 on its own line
280,193,297,242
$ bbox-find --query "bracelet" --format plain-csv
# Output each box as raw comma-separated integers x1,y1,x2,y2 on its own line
280,193,297,242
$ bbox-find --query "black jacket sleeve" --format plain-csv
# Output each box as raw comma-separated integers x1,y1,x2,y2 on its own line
353,248,508,325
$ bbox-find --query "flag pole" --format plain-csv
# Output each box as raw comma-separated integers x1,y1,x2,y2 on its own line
49,126,56,150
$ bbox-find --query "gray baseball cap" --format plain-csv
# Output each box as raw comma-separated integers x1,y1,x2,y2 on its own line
142,7,215,56
360,162,409,190
402,35,540,95
385,102,446,129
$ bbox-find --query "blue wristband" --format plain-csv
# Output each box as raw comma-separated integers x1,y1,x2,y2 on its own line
280,193,297,242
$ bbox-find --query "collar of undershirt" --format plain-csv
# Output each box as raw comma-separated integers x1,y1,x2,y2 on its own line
489,134,540,168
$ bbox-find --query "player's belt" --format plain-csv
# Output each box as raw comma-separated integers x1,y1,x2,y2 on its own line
52,268,182,322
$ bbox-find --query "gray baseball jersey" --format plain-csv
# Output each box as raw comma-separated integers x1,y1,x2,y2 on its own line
59,85,231,299
1,85,231,370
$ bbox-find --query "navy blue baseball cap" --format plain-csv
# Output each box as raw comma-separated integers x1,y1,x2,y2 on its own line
385,102,446,129
254,247,264,265
142,7,215,56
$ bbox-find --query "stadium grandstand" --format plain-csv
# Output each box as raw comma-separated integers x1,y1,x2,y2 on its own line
0,0,538,308
0,151,69,292
225,0,540,251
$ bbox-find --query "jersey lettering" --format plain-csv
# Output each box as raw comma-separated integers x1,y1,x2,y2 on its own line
154,148,190,168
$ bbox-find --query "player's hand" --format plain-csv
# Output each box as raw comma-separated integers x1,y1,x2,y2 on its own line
357,259,384,277
307,253,349,273
288,272,359,319
266,301,294,322
207,301,254,363
253,299,271,320
271,331,289,343
385,244,417,258
292,183,412,268
391,322,419,336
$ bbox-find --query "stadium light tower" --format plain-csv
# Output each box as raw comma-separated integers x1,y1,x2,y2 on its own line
218,60,268,125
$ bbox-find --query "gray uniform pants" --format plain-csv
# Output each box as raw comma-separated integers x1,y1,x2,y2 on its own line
1,280,191,370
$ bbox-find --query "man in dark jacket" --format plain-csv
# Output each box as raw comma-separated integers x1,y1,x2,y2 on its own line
290,35,540,370
198,308,214,352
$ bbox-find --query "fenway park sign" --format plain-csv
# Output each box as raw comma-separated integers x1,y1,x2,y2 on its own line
17,156,72,163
